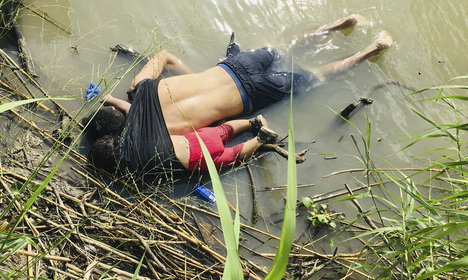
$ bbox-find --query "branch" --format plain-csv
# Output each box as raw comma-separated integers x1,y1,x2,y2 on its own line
259,143,308,163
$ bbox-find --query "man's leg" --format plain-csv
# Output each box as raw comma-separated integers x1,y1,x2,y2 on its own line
309,31,393,83
291,14,368,46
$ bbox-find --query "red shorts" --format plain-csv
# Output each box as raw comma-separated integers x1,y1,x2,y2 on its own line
184,124,244,171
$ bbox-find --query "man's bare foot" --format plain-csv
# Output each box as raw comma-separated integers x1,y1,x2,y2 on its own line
290,14,368,46
375,31,393,50
365,31,393,59
317,14,369,33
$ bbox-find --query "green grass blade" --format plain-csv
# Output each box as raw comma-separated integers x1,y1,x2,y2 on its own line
265,63,297,280
234,186,240,248
132,251,146,280
194,132,242,279
414,255,468,280
0,233,32,264
6,157,66,253
0,271,8,280
0,97,77,114
449,75,468,80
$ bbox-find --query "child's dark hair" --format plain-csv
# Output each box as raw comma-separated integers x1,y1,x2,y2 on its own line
88,134,121,172
83,108,126,141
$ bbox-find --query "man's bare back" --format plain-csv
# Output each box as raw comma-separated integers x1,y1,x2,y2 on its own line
158,66,244,135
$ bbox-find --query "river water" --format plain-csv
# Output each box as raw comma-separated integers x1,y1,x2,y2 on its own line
16,0,468,273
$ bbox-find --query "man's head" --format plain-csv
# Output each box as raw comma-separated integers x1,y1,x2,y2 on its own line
83,107,126,141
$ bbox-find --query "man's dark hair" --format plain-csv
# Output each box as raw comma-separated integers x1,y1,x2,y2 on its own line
83,108,126,141
88,134,120,172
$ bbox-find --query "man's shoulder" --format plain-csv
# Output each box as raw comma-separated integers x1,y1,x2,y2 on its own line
127,78,161,102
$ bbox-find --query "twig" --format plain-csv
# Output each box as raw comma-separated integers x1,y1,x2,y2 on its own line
0,80,54,113
323,167,443,178
109,225,166,274
19,3,72,35
296,182,386,208
97,262,152,280
8,249,72,262
262,183,315,191
27,243,34,279
48,266,81,280
8,10,37,77
83,259,98,280
343,182,378,230
260,143,308,163
246,165,259,224
0,49,36,98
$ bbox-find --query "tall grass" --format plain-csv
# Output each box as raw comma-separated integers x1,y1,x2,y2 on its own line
336,77,468,279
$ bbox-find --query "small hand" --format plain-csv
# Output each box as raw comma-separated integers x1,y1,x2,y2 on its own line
100,94,114,105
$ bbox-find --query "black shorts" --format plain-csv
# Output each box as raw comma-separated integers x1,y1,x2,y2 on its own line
219,47,317,111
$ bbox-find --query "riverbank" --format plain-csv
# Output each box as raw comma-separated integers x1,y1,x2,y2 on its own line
2,1,468,279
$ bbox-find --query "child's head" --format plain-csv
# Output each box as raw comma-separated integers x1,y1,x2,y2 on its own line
88,133,120,172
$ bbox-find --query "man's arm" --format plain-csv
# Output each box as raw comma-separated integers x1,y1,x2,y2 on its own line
130,50,192,90
101,95,131,116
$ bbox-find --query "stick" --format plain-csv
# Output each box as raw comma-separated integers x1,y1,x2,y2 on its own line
0,80,54,113
109,225,167,273
260,143,308,163
323,167,443,178
8,249,72,262
11,21,37,77
19,3,72,35
96,262,152,280
343,182,378,230
246,165,259,224
262,183,315,191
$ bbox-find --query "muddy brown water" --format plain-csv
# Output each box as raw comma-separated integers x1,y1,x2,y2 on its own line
8,0,468,273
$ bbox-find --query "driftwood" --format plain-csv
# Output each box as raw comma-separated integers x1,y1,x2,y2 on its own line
10,16,37,77
1,2,37,77
259,143,308,163
246,165,259,224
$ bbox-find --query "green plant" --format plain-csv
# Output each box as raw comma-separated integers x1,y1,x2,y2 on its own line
302,197,345,228
263,65,297,280
333,77,468,279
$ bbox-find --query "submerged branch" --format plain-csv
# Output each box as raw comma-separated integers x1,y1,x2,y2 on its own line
323,167,443,178
260,143,308,163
